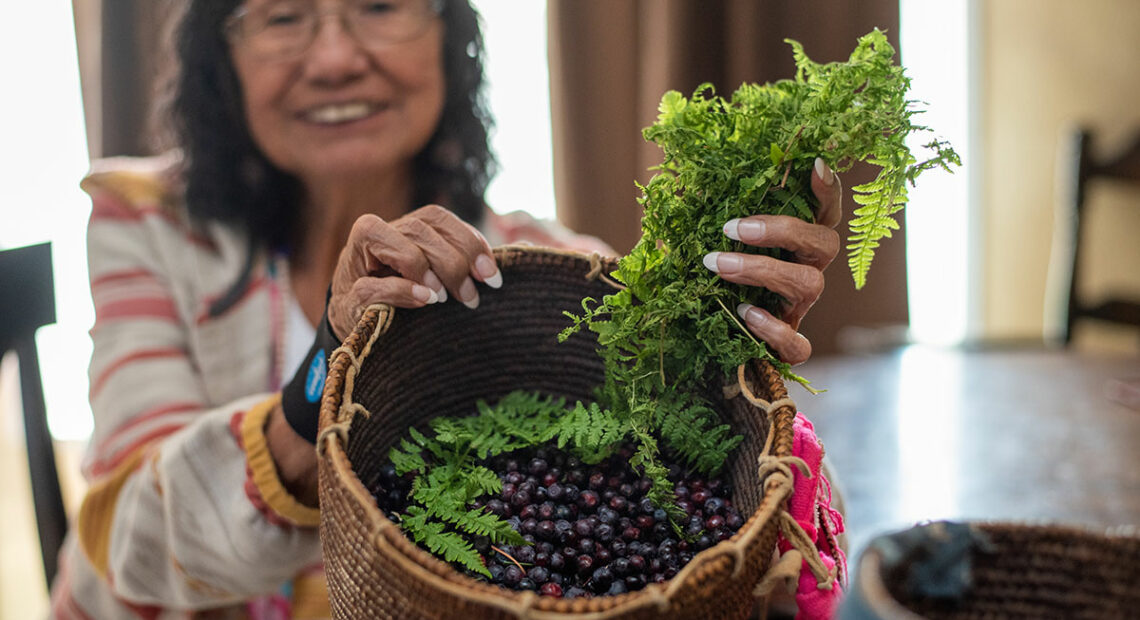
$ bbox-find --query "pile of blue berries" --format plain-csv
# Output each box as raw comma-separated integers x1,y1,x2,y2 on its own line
374,445,746,598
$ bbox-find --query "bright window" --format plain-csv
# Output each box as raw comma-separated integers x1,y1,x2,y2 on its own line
470,0,557,222
900,0,979,345
0,3,94,441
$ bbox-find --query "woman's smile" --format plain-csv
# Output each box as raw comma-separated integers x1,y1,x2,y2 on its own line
300,100,388,125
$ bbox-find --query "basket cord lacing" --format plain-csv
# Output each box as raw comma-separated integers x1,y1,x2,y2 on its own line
731,364,840,596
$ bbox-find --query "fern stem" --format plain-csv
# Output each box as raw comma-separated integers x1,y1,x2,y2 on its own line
491,545,525,573
715,296,765,352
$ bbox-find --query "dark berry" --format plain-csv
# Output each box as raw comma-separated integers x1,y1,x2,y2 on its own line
590,566,614,590
624,573,646,590
527,566,550,584
576,554,594,573
511,490,531,508
537,520,556,540
540,582,563,598
606,579,628,595
612,557,631,575
594,547,611,565
725,512,744,530
515,545,536,564
486,499,508,517
504,565,524,585
547,483,565,501
597,507,618,525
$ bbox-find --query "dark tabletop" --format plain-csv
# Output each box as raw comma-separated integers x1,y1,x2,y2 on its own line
790,344,1140,558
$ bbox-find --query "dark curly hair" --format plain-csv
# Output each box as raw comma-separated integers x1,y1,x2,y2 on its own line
155,0,495,312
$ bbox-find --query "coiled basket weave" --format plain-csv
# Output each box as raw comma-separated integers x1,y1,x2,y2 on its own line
844,521,1140,620
316,246,801,619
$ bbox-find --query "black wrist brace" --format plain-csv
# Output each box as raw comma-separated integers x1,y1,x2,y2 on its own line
280,310,340,444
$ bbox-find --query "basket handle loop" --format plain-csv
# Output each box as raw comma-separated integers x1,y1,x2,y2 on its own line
316,421,351,458
584,252,627,290
753,548,803,598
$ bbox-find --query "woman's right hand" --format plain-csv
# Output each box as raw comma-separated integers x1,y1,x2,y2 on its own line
328,205,502,338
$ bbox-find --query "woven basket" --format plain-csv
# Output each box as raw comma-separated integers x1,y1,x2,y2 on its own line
846,521,1140,620
316,246,799,619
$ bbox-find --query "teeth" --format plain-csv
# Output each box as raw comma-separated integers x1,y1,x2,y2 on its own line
306,102,375,124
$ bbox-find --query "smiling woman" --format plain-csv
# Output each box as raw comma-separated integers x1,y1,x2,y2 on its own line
48,1,610,617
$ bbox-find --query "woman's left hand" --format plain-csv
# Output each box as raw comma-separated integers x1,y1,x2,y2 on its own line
703,157,842,366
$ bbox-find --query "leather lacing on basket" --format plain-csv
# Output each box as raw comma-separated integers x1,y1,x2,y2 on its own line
316,250,837,619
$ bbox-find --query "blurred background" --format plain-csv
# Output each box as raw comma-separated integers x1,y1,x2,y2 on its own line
1,1,1138,617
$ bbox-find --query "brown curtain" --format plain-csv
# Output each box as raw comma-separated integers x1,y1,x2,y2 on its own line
73,1,167,159
548,0,907,356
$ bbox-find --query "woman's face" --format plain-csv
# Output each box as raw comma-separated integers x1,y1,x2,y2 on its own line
229,0,446,184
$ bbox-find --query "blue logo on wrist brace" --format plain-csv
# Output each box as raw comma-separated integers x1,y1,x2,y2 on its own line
305,349,327,403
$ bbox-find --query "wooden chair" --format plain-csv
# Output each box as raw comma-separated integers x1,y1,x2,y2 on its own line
1055,128,1140,345
0,242,67,587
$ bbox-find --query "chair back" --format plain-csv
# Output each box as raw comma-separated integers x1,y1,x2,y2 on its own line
0,242,66,587
1054,128,1140,344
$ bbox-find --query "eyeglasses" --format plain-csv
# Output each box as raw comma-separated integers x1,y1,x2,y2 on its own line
225,0,444,61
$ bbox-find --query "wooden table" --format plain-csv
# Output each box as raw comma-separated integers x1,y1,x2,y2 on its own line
790,344,1140,557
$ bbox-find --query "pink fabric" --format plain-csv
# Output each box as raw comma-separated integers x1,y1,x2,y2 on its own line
775,413,848,620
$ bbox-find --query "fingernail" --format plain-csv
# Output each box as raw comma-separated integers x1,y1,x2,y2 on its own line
475,254,502,289
815,157,835,186
705,252,743,274
423,270,448,302
703,252,721,273
724,219,741,241
459,277,479,309
412,284,438,304
737,303,767,326
724,218,766,242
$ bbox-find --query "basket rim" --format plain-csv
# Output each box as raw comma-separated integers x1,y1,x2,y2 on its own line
316,245,799,617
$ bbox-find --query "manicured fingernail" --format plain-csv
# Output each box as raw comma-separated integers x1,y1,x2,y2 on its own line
423,270,448,302
815,157,835,186
737,303,767,326
475,254,502,289
724,219,741,241
459,278,479,309
703,252,721,273
412,284,438,304
723,218,766,242
705,252,743,274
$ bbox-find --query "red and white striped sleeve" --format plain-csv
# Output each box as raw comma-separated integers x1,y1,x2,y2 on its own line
61,166,322,614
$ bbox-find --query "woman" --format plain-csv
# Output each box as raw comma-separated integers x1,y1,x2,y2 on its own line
51,0,842,617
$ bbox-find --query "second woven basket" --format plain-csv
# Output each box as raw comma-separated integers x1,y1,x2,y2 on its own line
316,246,800,619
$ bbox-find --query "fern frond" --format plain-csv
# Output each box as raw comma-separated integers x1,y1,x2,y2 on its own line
399,506,489,577
847,171,908,289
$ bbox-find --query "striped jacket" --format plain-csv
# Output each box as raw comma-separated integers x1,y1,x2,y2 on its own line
51,154,612,619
